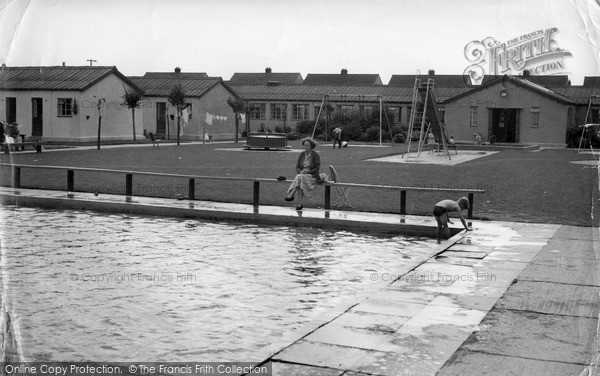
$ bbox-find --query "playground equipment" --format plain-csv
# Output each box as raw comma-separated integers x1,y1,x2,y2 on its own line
311,94,394,146
404,73,452,160
577,95,600,153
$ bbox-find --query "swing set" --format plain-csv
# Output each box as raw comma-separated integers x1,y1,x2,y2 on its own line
310,94,396,145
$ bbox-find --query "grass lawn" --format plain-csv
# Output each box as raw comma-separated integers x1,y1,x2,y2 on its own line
0,140,597,226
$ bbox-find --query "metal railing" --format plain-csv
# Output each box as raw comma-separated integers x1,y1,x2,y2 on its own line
2,163,485,218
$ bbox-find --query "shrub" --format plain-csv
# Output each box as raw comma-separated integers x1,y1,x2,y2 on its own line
274,125,291,133
286,132,301,141
394,133,406,143
295,120,316,136
342,122,363,141
565,126,600,148
366,125,380,141
389,125,403,137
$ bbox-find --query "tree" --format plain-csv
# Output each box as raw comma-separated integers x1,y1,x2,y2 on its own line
246,103,258,134
168,84,186,146
95,97,106,150
226,97,245,143
122,88,143,142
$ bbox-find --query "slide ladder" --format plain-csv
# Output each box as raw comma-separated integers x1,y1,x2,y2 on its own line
406,77,451,160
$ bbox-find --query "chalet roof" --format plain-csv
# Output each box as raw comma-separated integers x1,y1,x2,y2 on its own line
551,86,600,105
228,72,304,85
232,84,469,103
443,75,574,105
303,73,383,86
481,74,570,87
131,76,237,98
143,72,209,79
0,65,142,92
388,75,471,87
583,76,600,87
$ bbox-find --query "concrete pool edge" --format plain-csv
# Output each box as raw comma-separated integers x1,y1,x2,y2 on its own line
256,231,467,366
2,188,592,374
261,221,594,375
0,187,464,237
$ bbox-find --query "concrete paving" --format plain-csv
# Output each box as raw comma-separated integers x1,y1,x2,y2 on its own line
0,187,598,375
367,150,499,166
263,223,599,375
437,226,600,376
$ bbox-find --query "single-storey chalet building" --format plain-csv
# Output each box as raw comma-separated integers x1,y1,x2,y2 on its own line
441,74,576,145
1,63,597,146
131,68,239,141
230,68,600,146
227,69,470,132
0,65,143,142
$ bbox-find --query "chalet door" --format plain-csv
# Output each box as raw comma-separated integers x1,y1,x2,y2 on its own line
156,102,166,135
492,108,517,143
32,98,43,137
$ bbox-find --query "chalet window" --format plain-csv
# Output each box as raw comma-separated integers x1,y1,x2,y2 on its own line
590,108,600,123
249,103,266,120
270,103,287,120
387,106,401,123
292,104,309,120
531,107,540,128
340,105,355,116
469,106,478,127
57,98,73,117
359,105,374,116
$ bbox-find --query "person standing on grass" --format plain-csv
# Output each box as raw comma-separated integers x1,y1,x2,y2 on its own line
285,138,321,211
332,126,342,149
433,197,471,244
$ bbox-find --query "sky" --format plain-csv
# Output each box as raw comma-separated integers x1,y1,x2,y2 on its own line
0,0,599,85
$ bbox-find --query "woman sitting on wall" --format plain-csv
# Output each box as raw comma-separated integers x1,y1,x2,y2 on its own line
285,138,321,211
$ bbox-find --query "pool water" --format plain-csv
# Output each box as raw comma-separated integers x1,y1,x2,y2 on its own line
0,206,435,362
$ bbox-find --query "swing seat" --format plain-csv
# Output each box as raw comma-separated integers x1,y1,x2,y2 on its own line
329,165,354,209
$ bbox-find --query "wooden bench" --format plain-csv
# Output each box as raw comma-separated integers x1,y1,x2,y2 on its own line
2,141,47,154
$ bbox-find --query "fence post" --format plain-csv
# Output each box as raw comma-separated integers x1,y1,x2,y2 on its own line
12,166,20,188
67,170,74,191
253,181,259,207
325,185,331,210
188,178,195,200
126,174,133,197
468,192,474,219
400,190,406,214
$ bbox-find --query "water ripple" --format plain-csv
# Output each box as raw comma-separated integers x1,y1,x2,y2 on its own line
1,205,434,362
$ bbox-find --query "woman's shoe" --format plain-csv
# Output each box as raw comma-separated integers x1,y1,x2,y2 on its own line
285,197,293,202
295,206,303,211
